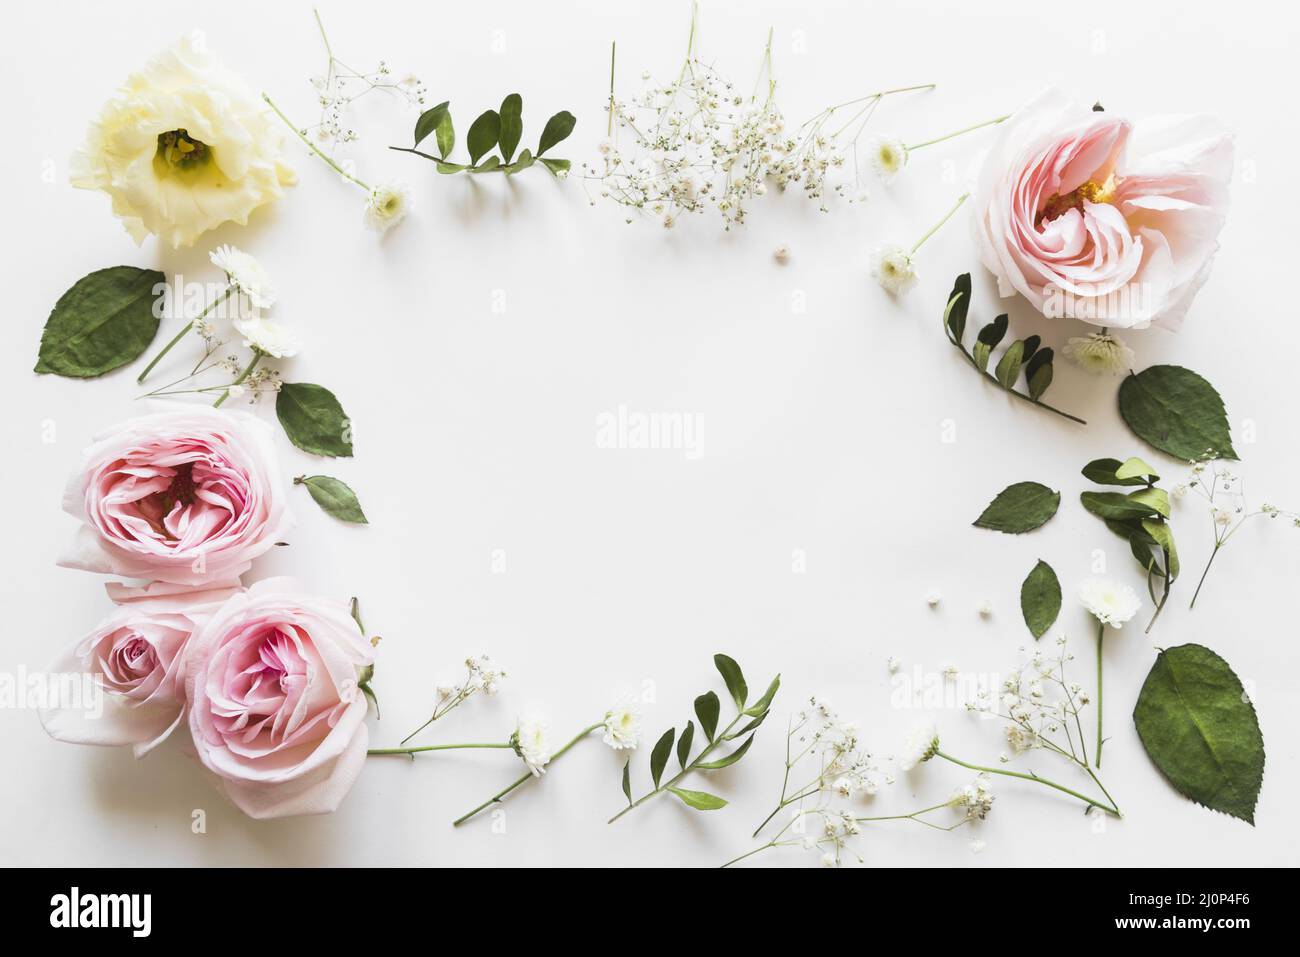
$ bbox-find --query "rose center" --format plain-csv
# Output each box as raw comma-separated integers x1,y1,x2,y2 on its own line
156,129,211,171
1038,175,1117,226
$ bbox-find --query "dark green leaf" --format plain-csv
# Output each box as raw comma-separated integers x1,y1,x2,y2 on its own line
436,111,455,158
1020,335,1042,367
1133,644,1264,824
650,728,675,788
466,109,500,166
995,339,1025,390
973,481,1060,533
536,110,576,156
539,157,571,177
944,274,971,343
35,266,165,377
667,787,727,811
276,382,354,457
1119,365,1237,461
731,711,768,738
1080,490,1159,522
1083,457,1151,487
714,654,747,710
743,674,781,717
413,101,449,148
498,93,523,164
694,691,720,742
697,734,754,770
294,475,368,524
1020,559,1061,640
621,760,632,805
1027,358,1053,400
977,314,1008,348
676,721,695,770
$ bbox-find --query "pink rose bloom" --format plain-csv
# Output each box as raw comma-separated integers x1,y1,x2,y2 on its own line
972,90,1233,330
40,580,241,757
185,577,375,819
60,405,291,586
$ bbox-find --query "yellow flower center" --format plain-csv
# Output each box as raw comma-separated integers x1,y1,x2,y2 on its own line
1038,174,1117,225
155,129,211,172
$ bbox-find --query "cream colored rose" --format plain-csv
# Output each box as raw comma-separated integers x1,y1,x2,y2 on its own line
71,32,295,248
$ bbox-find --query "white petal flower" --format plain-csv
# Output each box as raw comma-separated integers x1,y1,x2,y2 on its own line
820,852,838,868
868,134,908,181
1063,332,1135,375
209,245,275,309
70,33,295,248
602,703,642,750
363,181,411,234
514,714,552,776
898,723,939,771
1078,579,1141,627
233,316,301,359
870,243,918,295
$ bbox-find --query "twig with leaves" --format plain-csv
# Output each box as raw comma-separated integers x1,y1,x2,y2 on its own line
392,96,576,177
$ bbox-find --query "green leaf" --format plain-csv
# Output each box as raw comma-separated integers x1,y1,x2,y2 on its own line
972,341,992,373
1142,519,1180,578
435,160,468,175
697,734,754,770
676,721,695,770
650,728,675,788
349,596,365,633
1082,457,1151,487
977,314,1009,348
744,674,781,717
1080,490,1159,522
1127,486,1170,518
466,109,500,166
694,691,720,742
714,654,747,710
35,266,165,377
470,156,501,173
539,157,571,177
498,93,523,164
944,274,971,343
1019,335,1042,367
1119,365,1238,461
294,475,368,524
436,111,455,158
276,382,354,457
1020,559,1061,639
413,101,449,148
1026,357,1053,400
973,481,1060,534
995,339,1025,390
667,787,728,811
505,148,534,174
731,711,768,738
1115,456,1160,482
1133,644,1264,824
621,759,632,805
536,110,576,156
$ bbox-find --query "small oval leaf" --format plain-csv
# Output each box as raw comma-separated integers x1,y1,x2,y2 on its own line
276,382,354,457
714,654,747,710
973,482,1060,534
536,110,576,156
1020,559,1061,639
498,93,523,164
667,787,728,811
295,475,367,524
650,728,675,788
694,691,720,742
466,109,501,166
36,266,165,378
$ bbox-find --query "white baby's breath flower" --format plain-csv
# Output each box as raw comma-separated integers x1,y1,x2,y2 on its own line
233,316,301,359
1078,579,1141,628
820,852,838,868
898,723,939,771
1063,332,1135,375
209,245,276,308
868,134,908,181
870,243,918,295
602,703,642,750
925,589,941,607
832,776,855,798
773,243,791,264
887,656,901,674
977,599,993,618
513,714,552,776
364,181,411,234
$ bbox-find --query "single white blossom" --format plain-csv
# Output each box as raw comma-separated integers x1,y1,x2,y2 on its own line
1063,332,1134,375
1078,579,1141,628
870,243,918,295
868,134,908,181
602,703,642,750
364,181,411,234
233,316,301,359
209,245,276,309
898,723,939,771
513,714,552,776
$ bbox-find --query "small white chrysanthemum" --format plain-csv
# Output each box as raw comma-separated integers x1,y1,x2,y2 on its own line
868,134,908,182
209,244,276,308
513,714,552,776
363,181,411,234
602,703,642,750
1078,579,1141,628
870,243,918,295
233,316,301,358
1063,332,1134,375
898,723,939,771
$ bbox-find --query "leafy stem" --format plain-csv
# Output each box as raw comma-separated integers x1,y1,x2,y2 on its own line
947,332,1087,424
137,286,235,385
609,711,744,824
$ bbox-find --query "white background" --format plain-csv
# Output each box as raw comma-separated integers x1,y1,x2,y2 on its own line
2,0,1297,867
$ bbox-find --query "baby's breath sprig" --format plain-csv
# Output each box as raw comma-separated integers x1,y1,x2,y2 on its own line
1178,456,1299,610
398,655,507,746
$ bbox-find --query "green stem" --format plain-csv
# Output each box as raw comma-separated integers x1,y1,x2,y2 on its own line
911,192,969,254
906,114,1010,151
262,93,371,192
609,711,746,823
452,723,601,826
856,801,950,822
368,742,513,756
137,286,234,385
1189,544,1220,610
946,336,1087,424
936,751,1120,817
721,842,779,869
213,351,262,408
1095,621,1105,768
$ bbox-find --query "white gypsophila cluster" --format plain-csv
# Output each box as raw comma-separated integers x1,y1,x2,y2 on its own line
432,655,506,719
948,774,995,821
796,698,888,797
967,637,1092,765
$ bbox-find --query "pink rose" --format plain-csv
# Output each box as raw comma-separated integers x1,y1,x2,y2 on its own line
60,405,292,585
185,577,375,819
40,580,241,757
972,90,1232,330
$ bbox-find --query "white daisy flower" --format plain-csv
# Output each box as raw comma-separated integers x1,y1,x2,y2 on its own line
1078,579,1141,628
602,703,642,750
868,134,908,181
898,723,939,771
233,315,301,358
1063,332,1135,375
209,245,276,309
870,243,918,295
363,181,411,234
513,714,552,776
